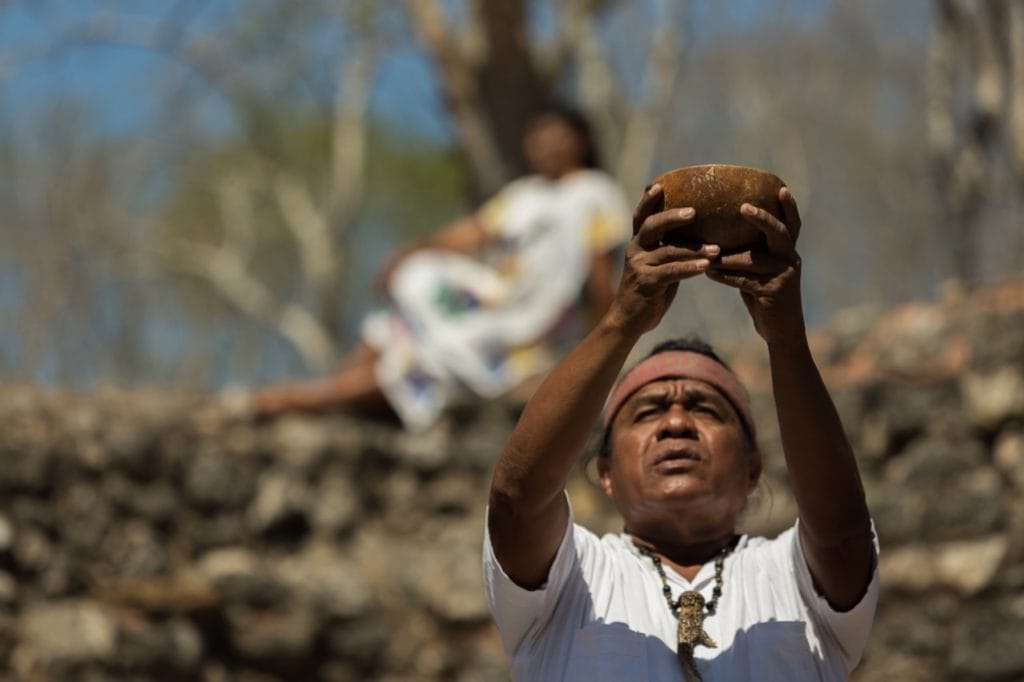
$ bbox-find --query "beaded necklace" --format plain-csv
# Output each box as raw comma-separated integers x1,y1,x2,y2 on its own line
634,540,734,682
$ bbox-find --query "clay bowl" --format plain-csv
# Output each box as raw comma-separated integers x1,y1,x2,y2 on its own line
651,164,785,252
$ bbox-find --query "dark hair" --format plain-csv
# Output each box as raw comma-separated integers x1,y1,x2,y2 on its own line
595,336,752,459
646,337,731,368
531,102,601,170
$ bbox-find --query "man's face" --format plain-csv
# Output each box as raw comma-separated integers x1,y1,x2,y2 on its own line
599,378,761,529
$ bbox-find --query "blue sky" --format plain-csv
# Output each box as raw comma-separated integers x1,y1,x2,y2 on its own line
0,2,449,144
0,0,848,147
0,0,942,386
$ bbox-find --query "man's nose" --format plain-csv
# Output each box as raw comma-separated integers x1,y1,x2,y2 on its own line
657,404,697,439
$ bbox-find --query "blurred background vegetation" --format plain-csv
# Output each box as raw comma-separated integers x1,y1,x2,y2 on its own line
1,0,1022,390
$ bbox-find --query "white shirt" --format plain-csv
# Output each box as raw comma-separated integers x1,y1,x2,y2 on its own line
483,504,879,681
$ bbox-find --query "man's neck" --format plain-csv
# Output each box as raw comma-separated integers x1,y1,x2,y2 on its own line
629,530,738,583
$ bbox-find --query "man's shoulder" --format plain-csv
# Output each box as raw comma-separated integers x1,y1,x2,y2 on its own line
732,525,800,566
570,525,641,569
738,525,798,548
572,524,630,549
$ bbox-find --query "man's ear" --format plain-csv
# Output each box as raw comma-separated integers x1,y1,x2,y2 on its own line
597,456,615,500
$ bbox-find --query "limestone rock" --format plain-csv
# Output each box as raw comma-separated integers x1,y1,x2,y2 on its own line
246,469,312,537
275,543,373,620
961,366,1024,431
933,535,1007,596
949,597,1024,678
2,279,1024,681
994,427,1024,492
20,600,117,668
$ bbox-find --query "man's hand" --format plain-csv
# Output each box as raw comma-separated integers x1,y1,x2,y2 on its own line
705,187,804,345
607,184,720,336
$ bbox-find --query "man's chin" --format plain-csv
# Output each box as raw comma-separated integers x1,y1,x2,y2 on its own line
646,479,708,503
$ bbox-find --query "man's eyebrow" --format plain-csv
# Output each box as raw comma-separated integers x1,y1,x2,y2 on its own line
629,383,730,407
686,387,728,404
626,392,666,407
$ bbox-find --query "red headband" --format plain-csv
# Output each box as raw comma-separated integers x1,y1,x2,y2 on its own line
603,350,756,438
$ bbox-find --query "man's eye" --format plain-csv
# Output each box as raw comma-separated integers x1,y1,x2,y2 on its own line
635,408,660,421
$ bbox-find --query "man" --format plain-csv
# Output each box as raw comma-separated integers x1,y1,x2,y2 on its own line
484,183,878,680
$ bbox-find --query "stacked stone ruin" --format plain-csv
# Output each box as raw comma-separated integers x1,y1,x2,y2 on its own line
2,278,1022,681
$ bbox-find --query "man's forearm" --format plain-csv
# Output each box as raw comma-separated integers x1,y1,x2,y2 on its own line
768,334,874,610
491,317,638,515
768,336,870,540
487,315,640,588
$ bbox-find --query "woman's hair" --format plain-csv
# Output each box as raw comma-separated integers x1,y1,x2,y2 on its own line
533,101,601,170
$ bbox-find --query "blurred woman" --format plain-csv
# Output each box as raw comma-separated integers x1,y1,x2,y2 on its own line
252,104,631,430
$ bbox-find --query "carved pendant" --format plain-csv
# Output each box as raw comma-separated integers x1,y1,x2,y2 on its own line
675,591,716,682
676,591,717,649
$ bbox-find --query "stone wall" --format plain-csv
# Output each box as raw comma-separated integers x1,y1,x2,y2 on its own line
2,278,1023,681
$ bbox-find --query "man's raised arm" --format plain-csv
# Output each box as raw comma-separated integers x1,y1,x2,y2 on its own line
707,188,874,610
488,186,719,588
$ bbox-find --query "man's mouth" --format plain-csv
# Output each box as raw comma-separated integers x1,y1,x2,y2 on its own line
651,445,702,470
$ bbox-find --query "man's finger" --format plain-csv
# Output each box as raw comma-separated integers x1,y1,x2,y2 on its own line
647,243,720,265
633,184,665,236
705,268,772,293
709,250,794,275
780,186,802,244
652,257,714,281
739,203,794,255
634,207,698,249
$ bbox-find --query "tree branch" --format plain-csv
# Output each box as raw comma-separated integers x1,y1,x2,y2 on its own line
327,31,375,227
615,0,688,193
403,0,511,196
1006,1,1024,177
166,239,336,371
926,0,957,168
271,172,336,291
559,0,621,158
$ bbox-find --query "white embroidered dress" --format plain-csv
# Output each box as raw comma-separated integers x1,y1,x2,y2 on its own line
363,170,630,430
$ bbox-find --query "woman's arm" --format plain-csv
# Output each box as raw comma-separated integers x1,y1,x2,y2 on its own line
419,215,490,252
375,216,489,294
